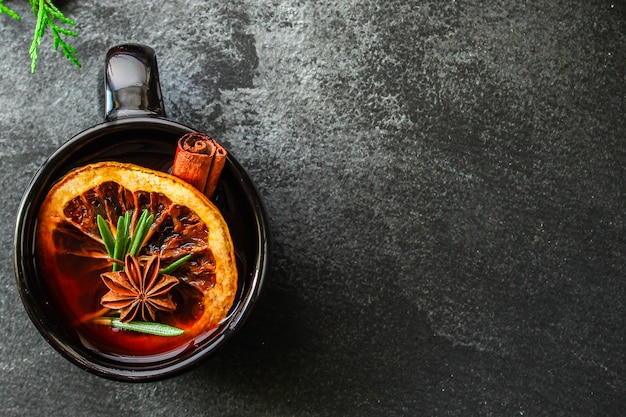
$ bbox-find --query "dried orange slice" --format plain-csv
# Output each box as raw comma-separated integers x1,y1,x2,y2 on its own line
36,161,237,355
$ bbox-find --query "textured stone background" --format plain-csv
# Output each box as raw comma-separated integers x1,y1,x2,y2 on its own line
0,1,624,416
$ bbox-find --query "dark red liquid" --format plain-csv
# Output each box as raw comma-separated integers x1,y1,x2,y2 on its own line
41,253,200,358
32,130,252,363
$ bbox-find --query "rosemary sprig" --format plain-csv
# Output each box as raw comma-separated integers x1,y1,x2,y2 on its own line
98,209,194,276
94,317,184,337
128,210,154,257
95,210,193,336
97,209,153,272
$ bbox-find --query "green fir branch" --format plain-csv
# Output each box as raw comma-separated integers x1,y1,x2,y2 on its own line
0,1,20,20
27,0,80,73
1,1,81,72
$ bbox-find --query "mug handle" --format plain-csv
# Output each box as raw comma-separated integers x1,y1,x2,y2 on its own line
104,44,166,121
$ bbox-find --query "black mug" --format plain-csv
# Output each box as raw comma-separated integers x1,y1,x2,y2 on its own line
13,44,269,381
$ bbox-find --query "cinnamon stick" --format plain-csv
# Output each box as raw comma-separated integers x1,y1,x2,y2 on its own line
171,132,227,198
204,144,227,198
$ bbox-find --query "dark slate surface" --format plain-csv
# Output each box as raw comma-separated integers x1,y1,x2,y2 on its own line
1,1,624,416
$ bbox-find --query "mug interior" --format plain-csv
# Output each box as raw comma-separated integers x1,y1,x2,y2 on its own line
14,117,268,381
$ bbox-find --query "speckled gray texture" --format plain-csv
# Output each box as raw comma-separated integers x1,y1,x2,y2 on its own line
1,1,624,416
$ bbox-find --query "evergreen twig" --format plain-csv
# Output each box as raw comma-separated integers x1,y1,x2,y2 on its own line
2,0,81,72
0,1,20,20
28,0,80,73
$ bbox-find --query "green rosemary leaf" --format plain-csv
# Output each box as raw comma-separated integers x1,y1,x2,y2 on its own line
128,210,153,256
133,209,148,234
93,317,184,336
123,236,132,259
96,215,115,257
159,254,193,275
127,210,146,255
112,214,128,272
111,318,184,337
145,213,155,234
124,211,132,236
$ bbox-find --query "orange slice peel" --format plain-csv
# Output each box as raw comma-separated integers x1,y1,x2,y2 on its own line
36,161,238,341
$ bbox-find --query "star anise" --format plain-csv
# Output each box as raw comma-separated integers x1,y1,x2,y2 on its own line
100,253,179,322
